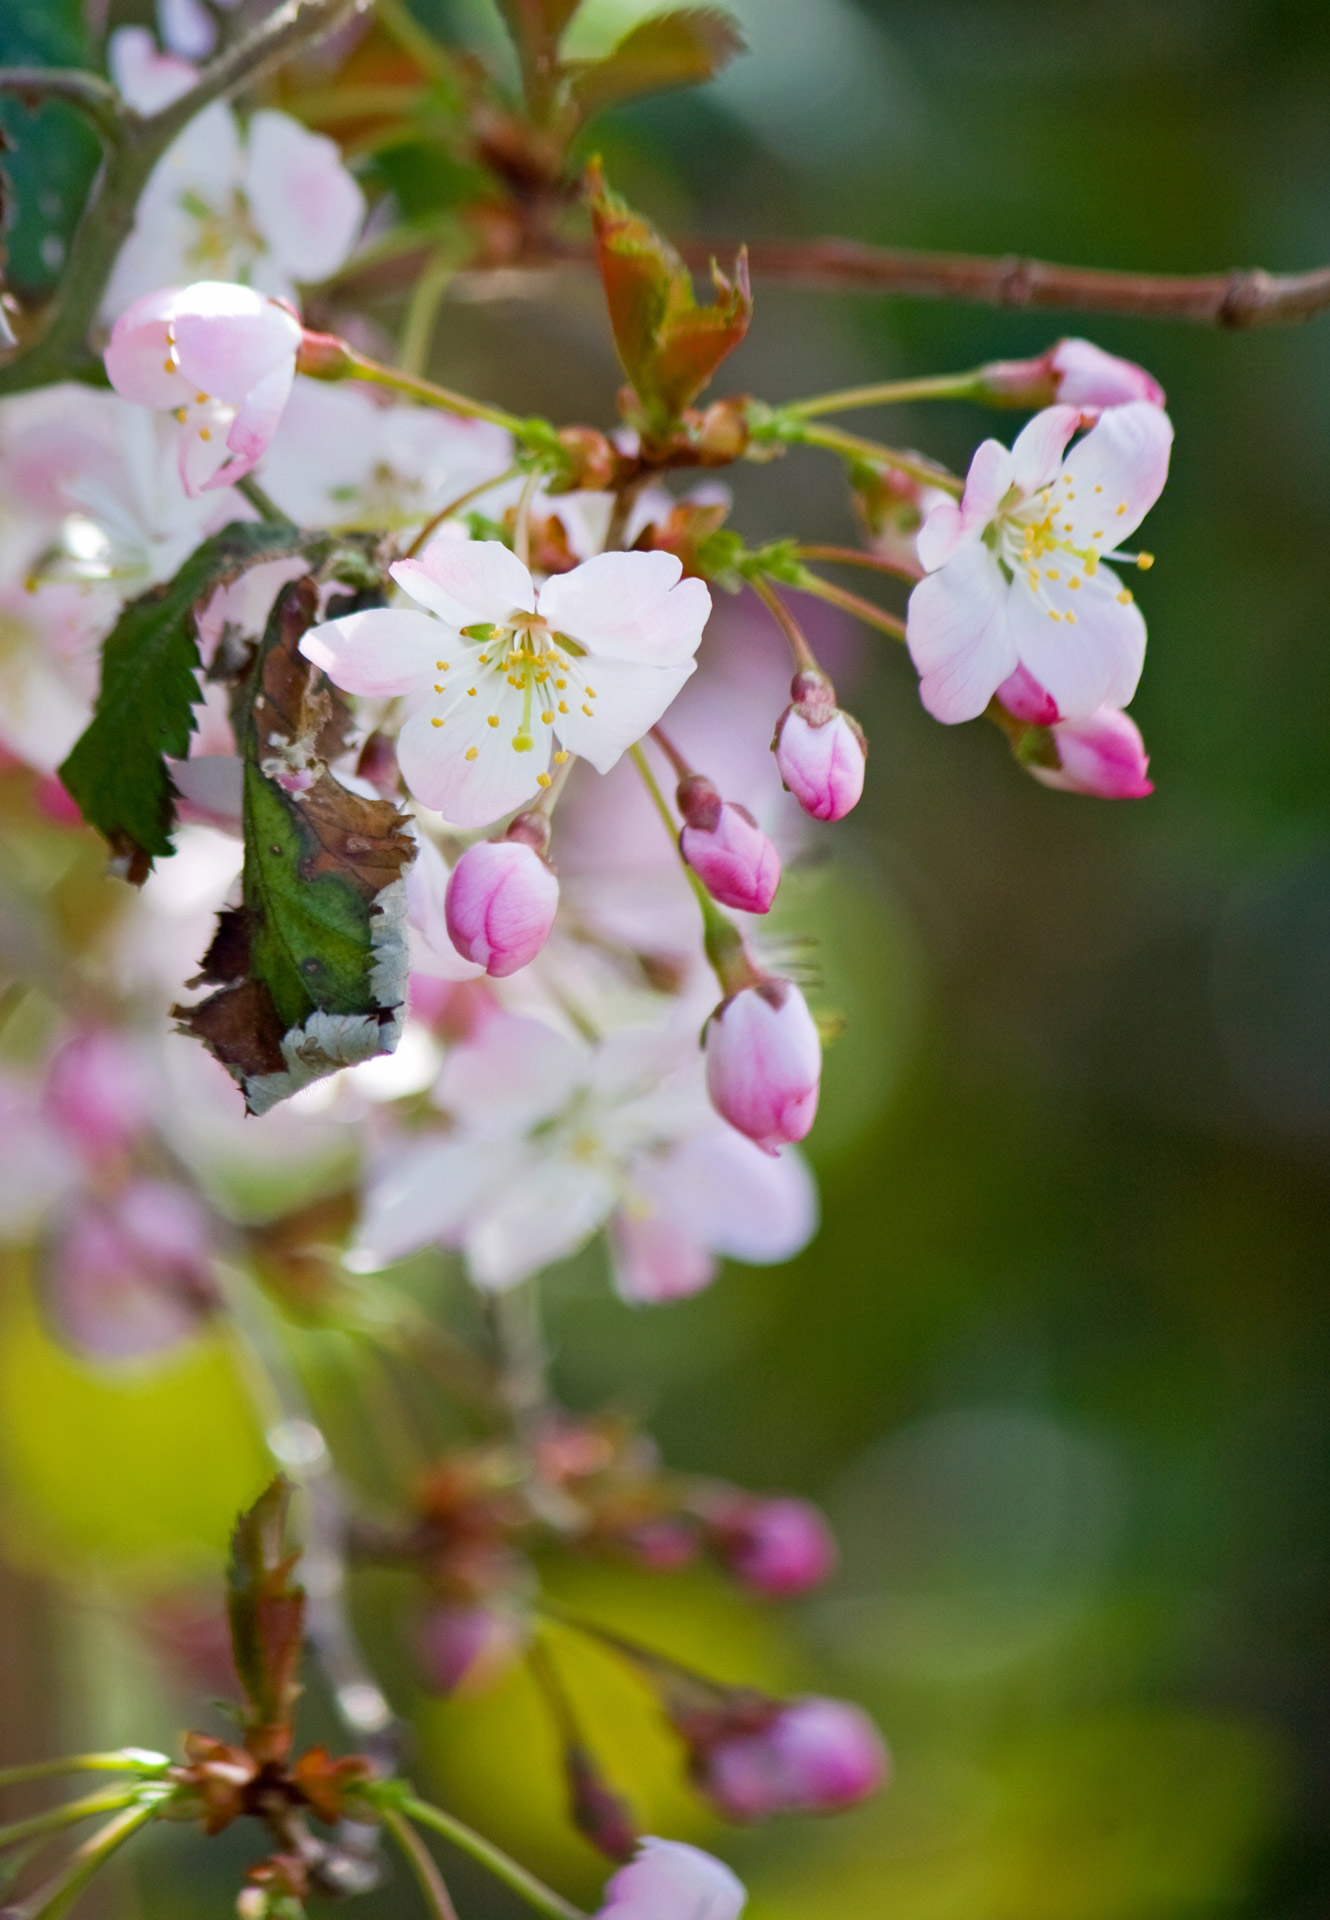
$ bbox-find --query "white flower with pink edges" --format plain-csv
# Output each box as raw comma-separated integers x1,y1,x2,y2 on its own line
906,400,1172,725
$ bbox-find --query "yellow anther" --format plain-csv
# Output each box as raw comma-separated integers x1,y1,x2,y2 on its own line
541,710,554,724
1048,609,1062,622
1046,568,1061,580
467,687,477,697
582,703,594,716
431,717,444,728
434,684,446,693
436,660,450,670
199,428,211,441
558,700,568,714
487,714,499,728
585,686,597,699
163,357,175,373
1117,589,1133,604
465,746,478,760
1091,530,1103,540
175,407,188,423
555,679,566,689
195,392,208,404
1069,577,1081,589
554,750,569,764
1094,484,1103,493
1136,552,1154,570
513,732,533,752
1116,502,1127,515
1066,610,1077,625
536,773,551,788
477,653,490,664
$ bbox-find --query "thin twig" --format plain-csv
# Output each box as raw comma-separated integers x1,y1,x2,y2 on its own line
747,574,819,672
0,1755,166,1793
795,542,920,583
792,422,963,496
795,572,907,641
380,1808,461,1920
399,1797,586,1920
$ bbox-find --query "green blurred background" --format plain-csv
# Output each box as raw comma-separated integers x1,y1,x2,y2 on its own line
3,2,1330,1917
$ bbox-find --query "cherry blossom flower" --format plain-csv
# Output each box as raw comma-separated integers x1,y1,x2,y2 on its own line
704,981,822,1153
105,282,304,495
906,401,1172,724
595,1838,745,1920
261,378,513,532
46,1177,218,1361
103,40,365,319
354,1012,816,1294
302,538,711,830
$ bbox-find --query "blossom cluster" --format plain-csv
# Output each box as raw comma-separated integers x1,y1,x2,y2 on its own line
0,4,1176,1911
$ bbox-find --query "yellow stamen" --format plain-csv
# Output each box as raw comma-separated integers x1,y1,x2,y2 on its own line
582,703,594,715
487,714,499,728
1136,552,1154,570
541,710,554,724
554,750,569,764
431,717,443,728
465,746,478,760
537,772,551,788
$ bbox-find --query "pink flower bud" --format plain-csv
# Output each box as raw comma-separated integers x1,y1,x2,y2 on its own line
567,1745,639,1862
416,1603,527,1697
596,1839,746,1920
43,1027,154,1163
995,664,1060,727
710,1496,837,1597
677,775,780,914
699,1698,889,1821
977,339,1164,418
444,829,559,977
773,672,866,823
705,981,820,1154
1032,707,1153,799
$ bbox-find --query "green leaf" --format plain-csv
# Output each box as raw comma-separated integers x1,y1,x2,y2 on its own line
58,521,306,882
0,0,100,297
227,1477,305,1750
569,8,744,119
177,578,416,1115
493,0,585,74
587,160,751,433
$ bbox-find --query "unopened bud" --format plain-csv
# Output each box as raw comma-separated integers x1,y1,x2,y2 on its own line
704,980,821,1154
692,400,750,465
709,1495,837,1597
597,1839,746,1920
444,830,559,977
294,328,356,380
773,672,866,823
976,338,1164,417
996,664,1060,726
698,1697,889,1821
567,1744,638,1862
678,775,780,914
1031,706,1153,799
555,426,620,493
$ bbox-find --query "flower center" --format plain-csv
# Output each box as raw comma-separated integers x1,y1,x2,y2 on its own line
990,470,1145,625
429,610,598,778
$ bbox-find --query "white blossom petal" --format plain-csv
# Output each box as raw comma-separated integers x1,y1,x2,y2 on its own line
552,655,696,773
464,1152,617,1290
300,607,441,699
906,542,1016,723
537,550,710,666
245,110,365,284
392,538,536,629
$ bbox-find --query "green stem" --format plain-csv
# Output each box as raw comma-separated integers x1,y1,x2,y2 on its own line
628,745,754,996
2,1796,165,1920
748,573,819,672
795,422,962,497
404,462,525,558
794,541,920,582
399,245,463,378
343,348,527,436
381,1807,460,1920
0,1753,168,1791
785,369,985,418
795,572,907,641
397,1797,586,1920
0,1788,145,1853
235,474,290,525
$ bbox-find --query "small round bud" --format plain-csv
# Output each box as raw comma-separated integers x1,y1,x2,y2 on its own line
444,837,559,977
680,797,780,915
773,674,867,823
1032,706,1153,799
710,1495,837,1597
704,980,821,1154
698,1697,889,1820
693,400,750,464
556,425,620,492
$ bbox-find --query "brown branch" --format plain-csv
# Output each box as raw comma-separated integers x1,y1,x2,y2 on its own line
677,237,1330,330
383,234,1330,332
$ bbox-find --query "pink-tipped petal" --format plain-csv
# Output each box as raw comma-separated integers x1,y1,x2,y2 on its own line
444,839,559,977
704,982,821,1154
171,283,303,400
1033,705,1153,798
1050,337,1165,412
391,538,536,629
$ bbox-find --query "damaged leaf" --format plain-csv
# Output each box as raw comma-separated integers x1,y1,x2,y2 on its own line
587,160,751,434
570,9,744,120
227,1477,305,1759
177,578,415,1115
59,520,303,882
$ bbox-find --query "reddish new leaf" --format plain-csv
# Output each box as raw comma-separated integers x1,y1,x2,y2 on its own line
227,1477,306,1760
570,8,744,119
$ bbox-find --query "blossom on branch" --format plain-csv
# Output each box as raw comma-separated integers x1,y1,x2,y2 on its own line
302,539,711,830
105,282,304,495
905,401,1172,724
355,1012,816,1294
